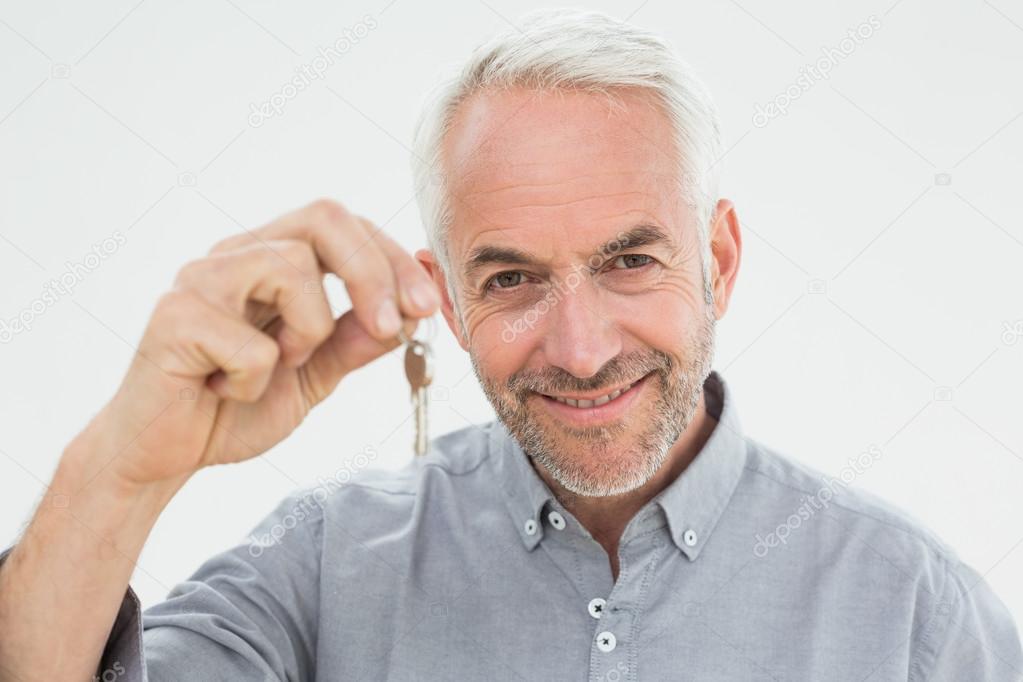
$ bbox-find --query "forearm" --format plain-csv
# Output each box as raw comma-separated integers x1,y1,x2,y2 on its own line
0,429,186,682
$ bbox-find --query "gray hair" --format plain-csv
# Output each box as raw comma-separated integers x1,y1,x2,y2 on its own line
410,7,722,298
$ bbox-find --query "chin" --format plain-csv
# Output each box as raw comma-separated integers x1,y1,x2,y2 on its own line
535,438,668,498
554,466,656,498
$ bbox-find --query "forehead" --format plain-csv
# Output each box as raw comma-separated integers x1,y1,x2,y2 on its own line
442,86,685,263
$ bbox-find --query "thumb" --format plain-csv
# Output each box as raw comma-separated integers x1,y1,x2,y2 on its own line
300,309,418,407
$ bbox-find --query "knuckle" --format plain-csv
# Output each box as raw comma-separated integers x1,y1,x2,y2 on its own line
353,214,378,235
339,262,394,301
153,289,195,323
234,335,279,379
151,291,203,348
285,301,334,346
252,334,281,367
307,198,349,228
346,276,392,304
307,310,335,343
174,257,214,288
276,263,314,301
351,239,397,284
276,239,318,274
209,232,257,255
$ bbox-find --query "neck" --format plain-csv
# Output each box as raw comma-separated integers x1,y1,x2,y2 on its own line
533,390,718,552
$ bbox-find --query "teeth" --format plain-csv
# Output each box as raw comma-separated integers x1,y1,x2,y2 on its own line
549,380,636,408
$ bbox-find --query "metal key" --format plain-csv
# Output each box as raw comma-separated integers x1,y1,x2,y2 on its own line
402,333,433,456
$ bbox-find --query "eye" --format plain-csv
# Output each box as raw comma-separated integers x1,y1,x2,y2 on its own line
611,254,653,269
486,271,525,290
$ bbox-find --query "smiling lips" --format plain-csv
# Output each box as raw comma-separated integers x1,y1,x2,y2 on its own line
540,375,645,408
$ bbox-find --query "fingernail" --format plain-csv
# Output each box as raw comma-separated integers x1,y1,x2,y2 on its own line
408,282,439,311
376,298,402,336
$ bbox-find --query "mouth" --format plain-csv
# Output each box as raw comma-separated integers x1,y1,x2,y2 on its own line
539,376,644,407
534,372,652,425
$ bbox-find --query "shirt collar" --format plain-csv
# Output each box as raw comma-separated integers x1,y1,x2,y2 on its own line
651,369,747,559
487,416,555,551
486,369,748,559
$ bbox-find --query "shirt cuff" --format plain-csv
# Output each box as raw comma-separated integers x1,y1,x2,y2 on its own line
0,545,148,682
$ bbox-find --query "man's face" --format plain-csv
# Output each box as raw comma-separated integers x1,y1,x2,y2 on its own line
433,86,719,497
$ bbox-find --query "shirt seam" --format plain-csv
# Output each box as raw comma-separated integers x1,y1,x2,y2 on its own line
746,461,964,680
743,463,954,559
909,552,956,681
629,538,665,682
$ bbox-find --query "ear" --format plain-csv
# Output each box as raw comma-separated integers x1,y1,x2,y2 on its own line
708,198,742,320
416,248,469,351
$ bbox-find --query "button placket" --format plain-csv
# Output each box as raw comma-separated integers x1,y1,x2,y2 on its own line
588,527,671,680
589,550,626,673
590,611,628,681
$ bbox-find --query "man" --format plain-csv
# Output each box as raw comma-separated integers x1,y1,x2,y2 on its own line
1,8,1019,681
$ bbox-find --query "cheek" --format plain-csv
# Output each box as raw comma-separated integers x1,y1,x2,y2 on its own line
604,277,704,347
461,290,550,346
649,270,705,313
464,305,541,378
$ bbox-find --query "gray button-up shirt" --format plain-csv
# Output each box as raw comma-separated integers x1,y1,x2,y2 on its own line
4,370,1021,680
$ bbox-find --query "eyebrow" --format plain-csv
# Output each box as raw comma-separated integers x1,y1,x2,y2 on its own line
611,224,675,252
462,223,676,281
461,244,533,282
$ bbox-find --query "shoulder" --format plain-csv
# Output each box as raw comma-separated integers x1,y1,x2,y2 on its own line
740,436,958,568
306,421,497,519
738,438,1020,674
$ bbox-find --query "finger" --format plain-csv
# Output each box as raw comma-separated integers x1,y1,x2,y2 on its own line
354,217,440,319
176,240,334,368
299,311,419,407
144,290,280,402
211,200,403,340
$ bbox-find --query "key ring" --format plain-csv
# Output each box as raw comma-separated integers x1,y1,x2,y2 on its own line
396,314,437,346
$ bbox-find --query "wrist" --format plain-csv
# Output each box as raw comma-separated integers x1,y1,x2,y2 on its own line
54,423,188,531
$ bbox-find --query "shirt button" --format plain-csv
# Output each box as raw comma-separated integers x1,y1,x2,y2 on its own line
595,630,617,652
524,519,538,536
587,597,607,619
548,510,566,530
683,529,698,547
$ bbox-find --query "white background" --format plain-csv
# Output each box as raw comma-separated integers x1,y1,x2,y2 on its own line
1,0,1021,630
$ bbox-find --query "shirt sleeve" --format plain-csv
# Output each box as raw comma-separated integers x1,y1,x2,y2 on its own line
916,555,1023,681
1,489,326,682
0,547,146,681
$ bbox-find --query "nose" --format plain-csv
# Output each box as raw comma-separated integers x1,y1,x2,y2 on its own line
541,281,622,379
